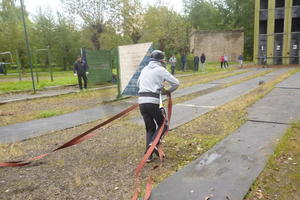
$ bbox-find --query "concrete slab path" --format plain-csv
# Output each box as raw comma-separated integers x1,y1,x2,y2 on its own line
0,85,116,104
150,71,300,200
133,68,288,129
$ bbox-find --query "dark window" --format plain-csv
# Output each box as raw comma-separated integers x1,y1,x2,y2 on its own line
275,19,284,33
293,0,300,6
292,18,300,32
260,20,268,34
275,0,285,8
260,0,268,9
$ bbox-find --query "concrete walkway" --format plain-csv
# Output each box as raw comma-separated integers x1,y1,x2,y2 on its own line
0,85,116,104
0,69,265,144
150,71,300,200
133,68,288,129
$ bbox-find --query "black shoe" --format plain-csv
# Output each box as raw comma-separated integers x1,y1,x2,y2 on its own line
153,146,159,157
146,154,153,163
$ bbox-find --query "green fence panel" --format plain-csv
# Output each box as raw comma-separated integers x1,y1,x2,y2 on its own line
85,49,112,85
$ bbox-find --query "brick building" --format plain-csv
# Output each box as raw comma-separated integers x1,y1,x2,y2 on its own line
254,0,300,65
190,30,244,62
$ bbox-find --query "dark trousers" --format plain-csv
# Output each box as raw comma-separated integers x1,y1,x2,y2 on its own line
220,61,224,68
139,103,167,150
194,62,199,72
171,65,175,75
224,61,229,68
181,62,186,71
77,73,87,89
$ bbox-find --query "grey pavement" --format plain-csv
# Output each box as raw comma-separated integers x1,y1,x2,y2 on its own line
170,68,288,129
133,68,288,129
0,102,131,143
150,71,300,200
171,69,266,99
0,85,116,104
0,68,275,144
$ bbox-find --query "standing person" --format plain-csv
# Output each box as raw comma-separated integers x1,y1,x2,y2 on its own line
220,55,225,69
200,53,206,72
224,55,229,68
181,53,186,71
73,56,88,90
238,54,244,68
169,54,177,75
138,50,179,162
193,55,200,72
262,54,267,68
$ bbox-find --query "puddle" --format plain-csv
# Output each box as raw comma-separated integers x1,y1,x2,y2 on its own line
196,152,221,169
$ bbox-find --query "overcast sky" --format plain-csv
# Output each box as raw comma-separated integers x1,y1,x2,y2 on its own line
24,0,184,17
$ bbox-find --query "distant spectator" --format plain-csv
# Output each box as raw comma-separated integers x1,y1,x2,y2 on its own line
181,53,186,71
193,55,199,72
224,55,229,68
220,55,225,69
262,54,267,68
169,54,177,75
238,54,244,68
73,56,88,90
200,53,206,72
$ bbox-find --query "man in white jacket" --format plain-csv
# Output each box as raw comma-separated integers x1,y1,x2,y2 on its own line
138,50,180,162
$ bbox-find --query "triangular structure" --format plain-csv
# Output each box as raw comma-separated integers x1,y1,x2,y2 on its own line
118,42,153,96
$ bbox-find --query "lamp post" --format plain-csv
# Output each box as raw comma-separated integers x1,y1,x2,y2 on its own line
20,0,36,93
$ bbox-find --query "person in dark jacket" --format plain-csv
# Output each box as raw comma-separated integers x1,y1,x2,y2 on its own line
200,53,206,72
73,56,88,90
180,53,186,71
193,55,199,72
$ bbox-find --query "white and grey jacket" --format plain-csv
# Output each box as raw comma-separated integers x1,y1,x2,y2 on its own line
137,61,179,104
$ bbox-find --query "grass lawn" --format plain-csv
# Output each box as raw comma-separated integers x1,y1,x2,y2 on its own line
0,71,78,94
245,121,300,200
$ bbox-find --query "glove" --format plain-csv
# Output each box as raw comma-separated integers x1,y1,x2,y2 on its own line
74,73,77,76
86,72,89,75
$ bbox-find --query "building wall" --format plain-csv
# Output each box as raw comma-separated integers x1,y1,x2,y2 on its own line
254,0,300,65
190,30,244,62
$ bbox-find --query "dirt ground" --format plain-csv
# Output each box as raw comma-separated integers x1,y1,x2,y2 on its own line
0,69,297,200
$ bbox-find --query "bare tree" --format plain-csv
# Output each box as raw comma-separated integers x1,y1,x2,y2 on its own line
62,0,117,50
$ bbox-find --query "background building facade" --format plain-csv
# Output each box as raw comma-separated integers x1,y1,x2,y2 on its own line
190,30,244,62
254,0,300,65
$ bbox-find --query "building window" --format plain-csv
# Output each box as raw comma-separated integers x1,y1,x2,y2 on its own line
260,0,268,9
293,0,300,6
275,0,285,8
260,20,268,34
274,19,284,33
292,18,300,32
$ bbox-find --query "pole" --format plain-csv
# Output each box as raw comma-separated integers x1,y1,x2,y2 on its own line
116,47,122,99
20,0,36,93
16,50,22,80
48,48,53,82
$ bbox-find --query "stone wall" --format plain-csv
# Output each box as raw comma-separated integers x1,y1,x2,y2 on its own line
190,30,244,62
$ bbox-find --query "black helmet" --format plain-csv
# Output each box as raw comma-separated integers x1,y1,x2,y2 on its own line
150,50,165,61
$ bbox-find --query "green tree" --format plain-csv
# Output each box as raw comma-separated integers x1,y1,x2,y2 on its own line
0,0,27,70
62,0,118,50
141,6,190,55
116,0,144,44
216,0,255,60
52,13,83,70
